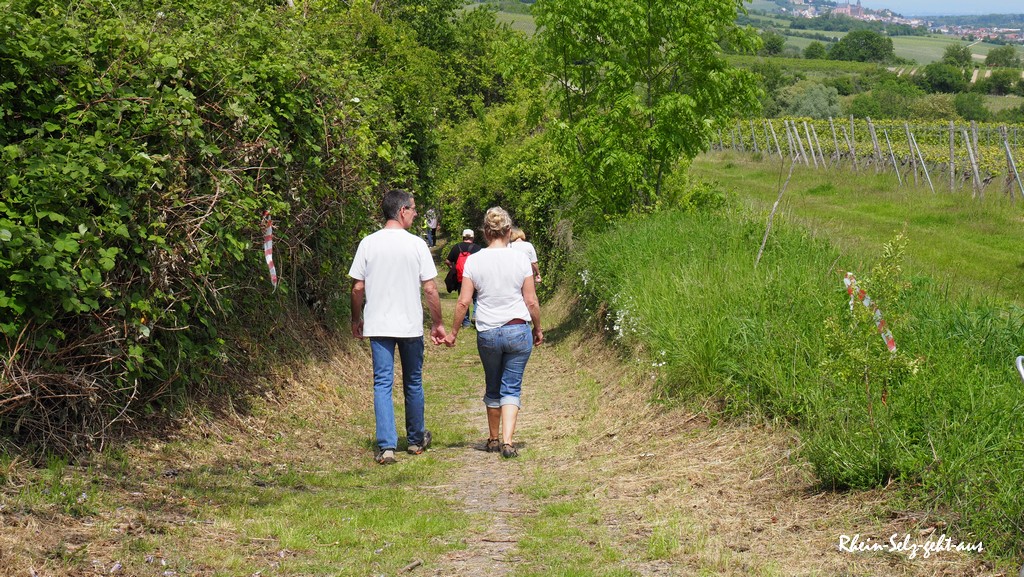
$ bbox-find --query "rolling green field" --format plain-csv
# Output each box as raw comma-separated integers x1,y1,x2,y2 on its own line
493,10,536,34
745,0,784,13
784,30,1015,65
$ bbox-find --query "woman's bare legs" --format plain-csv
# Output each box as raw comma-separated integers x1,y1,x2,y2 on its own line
500,405,519,445
487,407,501,442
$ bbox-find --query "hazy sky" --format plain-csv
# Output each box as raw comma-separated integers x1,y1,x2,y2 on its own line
858,0,1022,16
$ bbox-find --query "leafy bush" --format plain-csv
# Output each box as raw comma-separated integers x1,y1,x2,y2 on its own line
0,0,510,451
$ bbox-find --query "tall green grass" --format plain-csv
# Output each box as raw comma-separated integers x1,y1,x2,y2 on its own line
575,206,1024,558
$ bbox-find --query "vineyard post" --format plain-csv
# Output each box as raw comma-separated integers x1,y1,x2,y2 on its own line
784,120,796,161
718,129,724,150
731,126,737,151
910,130,935,194
750,120,759,153
866,117,882,173
763,119,771,154
810,123,826,171
737,121,745,152
794,120,811,167
803,121,818,169
848,115,858,170
962,128,983,199
829,117,841,166
949,121,956,192
904,122,918,186
1001,125,1024,200
883,128,903,186
971,120,982,166
767,119,782,158
841,125,857,170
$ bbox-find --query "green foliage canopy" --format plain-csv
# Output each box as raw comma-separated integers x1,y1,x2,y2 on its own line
827,29,895,63
803,41,828,60
941,43,973,68
918,62,968,94
984,45,1021,68
533,0,762,217
0,0,519,450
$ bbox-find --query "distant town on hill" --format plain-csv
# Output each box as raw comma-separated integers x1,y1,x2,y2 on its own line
760,0,1024,44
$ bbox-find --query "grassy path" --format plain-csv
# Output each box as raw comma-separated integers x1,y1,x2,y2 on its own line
0,254,1000,575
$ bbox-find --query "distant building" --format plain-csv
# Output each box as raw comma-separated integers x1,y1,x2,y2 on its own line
831,0,864,18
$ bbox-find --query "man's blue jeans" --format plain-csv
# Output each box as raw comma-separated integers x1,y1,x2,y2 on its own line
370,337,426,450
476,323,533,408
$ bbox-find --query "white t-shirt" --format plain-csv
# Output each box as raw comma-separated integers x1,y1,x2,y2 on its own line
462,248,532,331
510,240,538,263
348,228,437,337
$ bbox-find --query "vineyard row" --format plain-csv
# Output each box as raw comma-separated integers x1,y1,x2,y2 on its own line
715,117,1024,199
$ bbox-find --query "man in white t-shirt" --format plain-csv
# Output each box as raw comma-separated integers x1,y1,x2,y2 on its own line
349,189,446,465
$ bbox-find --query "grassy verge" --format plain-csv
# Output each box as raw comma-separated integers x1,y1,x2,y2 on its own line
573,199,1024,560
0,339,476,576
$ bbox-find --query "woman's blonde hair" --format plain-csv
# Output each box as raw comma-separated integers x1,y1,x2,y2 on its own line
510,227,526,242
482,207,513,241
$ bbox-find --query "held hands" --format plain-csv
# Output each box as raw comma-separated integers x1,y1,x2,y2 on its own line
443,333,457,347
430,324,447,346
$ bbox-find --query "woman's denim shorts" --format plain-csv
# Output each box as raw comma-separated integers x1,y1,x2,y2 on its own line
476,322,533,408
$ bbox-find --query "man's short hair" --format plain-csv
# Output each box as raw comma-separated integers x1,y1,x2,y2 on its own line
382,189,414,221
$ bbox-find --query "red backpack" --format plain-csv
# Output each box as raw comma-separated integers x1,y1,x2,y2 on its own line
455,248,472,283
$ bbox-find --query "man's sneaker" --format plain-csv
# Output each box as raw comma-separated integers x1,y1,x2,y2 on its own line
407,430,432,455
375,448,397,465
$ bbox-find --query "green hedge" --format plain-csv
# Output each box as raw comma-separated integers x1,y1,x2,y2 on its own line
0,0,467,450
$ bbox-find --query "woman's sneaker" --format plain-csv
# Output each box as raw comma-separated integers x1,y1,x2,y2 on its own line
407,430,432,455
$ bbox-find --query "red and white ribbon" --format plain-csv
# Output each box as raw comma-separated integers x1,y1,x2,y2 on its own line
844,272,896,353
262,210,278,290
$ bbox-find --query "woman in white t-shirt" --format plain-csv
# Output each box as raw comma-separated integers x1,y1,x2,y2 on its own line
444,207,543,458
510,227,541,285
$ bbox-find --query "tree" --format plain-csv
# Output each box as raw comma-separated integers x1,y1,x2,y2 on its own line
804,41,827,60
534,0,761,214
985,44,1021,68
828,30,895,63
779,81,841,118
919,62,968,93
846,79,923,119
760,30,786,56
942,43,973,68
983,68,1020,95
954,92,990,121
909,94,958,120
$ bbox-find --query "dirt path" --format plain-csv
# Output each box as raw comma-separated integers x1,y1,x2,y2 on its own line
420,286,999,577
